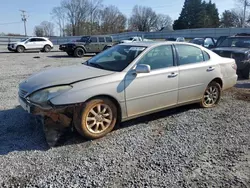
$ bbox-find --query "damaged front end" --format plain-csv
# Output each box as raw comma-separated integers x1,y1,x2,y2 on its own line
18,85,79,147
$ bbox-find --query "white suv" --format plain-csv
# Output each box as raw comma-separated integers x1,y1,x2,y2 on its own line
8,37,53,53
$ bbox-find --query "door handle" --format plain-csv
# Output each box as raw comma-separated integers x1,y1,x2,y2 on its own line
168,72,178,78
207,67,215,72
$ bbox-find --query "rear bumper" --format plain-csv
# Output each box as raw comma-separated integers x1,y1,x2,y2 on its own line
222,75,238,90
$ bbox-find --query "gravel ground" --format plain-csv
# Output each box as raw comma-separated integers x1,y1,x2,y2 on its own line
0,47,249,188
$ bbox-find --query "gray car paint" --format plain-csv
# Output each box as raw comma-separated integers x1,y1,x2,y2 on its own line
19,65,114,94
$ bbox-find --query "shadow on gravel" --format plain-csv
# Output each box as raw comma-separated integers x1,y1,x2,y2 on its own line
0,107,49,155
47,54,95,59
235,82,250,89
117,104,198,131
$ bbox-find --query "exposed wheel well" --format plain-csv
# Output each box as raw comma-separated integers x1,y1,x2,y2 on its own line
86,95,122,123
16,45,25,50
75,46,86,52
210,78,223,88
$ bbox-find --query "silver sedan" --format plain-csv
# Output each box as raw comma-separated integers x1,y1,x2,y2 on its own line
19,42,238,142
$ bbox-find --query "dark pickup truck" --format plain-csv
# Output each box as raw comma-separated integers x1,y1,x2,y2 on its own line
59,35,114,57
212,35,250,79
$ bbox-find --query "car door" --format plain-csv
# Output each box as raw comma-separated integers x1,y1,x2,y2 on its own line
35,38,46,49
98,37,106,51
85,36,98,53
25,38,37,49
204,37,216,48
125,45,179,117
174,44,221,104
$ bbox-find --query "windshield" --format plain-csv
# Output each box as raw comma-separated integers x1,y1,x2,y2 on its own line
166,38,176,41
128,38,134,40
20,38,28,42
86,45,147,72
218,37,250,48
80,36,90,42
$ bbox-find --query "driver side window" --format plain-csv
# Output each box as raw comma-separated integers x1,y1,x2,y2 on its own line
137,45,174,70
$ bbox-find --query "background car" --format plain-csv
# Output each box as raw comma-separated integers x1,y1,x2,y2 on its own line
212,33,250,79
7,37,53,53
166,37,185,42
19,42,238,145
59,35,114,57
189,37,217,49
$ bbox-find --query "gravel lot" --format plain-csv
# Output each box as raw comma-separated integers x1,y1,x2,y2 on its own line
0,46,249,187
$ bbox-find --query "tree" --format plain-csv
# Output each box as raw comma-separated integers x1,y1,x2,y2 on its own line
155,14,173,31
62,0,91,36
51,6,66,36
220,10,241,27
100,5,127,34
173,0,220,30
41,21,55,36
34,26,44,36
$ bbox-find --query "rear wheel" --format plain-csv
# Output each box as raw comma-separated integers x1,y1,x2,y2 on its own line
75,98,117,139
16,45,25,53
74,47,85,58
43,45,51,52
200,81,221,108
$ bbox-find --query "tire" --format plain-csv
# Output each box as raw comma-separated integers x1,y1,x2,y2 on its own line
43,45,51,52
74,47,85,58
241,64,250,79
16,45,25,53
67,51,74,57
200,81,221,108
75,98,117,139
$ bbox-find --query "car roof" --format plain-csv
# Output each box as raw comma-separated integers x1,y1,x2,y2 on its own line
119,41,199,47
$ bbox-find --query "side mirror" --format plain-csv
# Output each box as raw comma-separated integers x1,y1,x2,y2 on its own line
135,64,151,74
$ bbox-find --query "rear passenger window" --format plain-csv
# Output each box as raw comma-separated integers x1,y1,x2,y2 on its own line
203,51,210,61
90,37,97,42
36,38,46,42
176,45,204,65
137,45,174,70
99,37,105,42
105,37,112,42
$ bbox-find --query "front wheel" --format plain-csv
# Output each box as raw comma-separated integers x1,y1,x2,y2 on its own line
75,98,117,139
43,45,52,52
16,45,25,53
241,64,250,79
200,81,221,108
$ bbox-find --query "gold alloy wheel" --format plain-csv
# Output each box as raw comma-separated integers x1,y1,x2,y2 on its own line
86,103,113,134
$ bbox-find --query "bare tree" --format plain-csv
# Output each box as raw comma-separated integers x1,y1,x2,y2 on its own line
129,5,157,32
100,5,127,34
34,26,44,37
51,6,66,36
155,14,173,31
62,0,91,36
41,21,55,36
89,0,103,34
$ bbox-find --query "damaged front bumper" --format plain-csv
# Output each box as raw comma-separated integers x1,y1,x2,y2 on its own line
19,97,74,146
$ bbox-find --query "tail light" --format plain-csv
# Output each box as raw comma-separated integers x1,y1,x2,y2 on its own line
232,62,237,70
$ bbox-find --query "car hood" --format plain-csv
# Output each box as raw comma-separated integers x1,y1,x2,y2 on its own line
212,47,250,53
61,42,86,45
19,65,114,94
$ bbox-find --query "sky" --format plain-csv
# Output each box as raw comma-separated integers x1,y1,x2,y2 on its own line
0,0,237,36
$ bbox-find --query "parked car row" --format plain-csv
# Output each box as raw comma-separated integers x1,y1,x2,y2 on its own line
7,33,250,79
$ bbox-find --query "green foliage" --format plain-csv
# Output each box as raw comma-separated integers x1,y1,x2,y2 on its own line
173,0,220,30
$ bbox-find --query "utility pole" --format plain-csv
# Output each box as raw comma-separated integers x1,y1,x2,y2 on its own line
20,10,27,36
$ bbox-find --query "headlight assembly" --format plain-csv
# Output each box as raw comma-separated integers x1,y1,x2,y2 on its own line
28,85,72,105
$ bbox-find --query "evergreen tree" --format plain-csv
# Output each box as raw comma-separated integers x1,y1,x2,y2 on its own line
173,0,220,29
